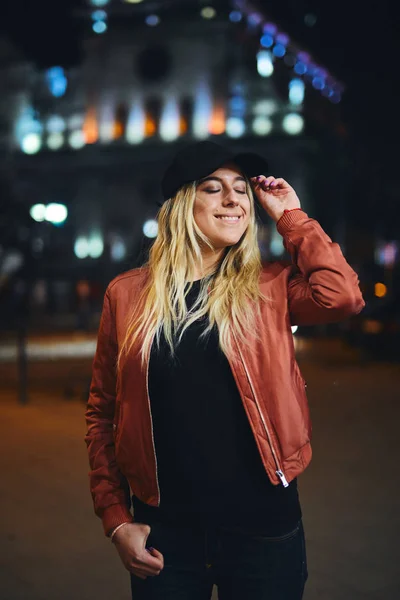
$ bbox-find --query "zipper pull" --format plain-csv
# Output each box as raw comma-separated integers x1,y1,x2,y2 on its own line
276,470,289,488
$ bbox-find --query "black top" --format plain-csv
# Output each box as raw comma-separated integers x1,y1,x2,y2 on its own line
132,278,302,535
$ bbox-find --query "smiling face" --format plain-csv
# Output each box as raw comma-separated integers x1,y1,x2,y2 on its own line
193,163,251,251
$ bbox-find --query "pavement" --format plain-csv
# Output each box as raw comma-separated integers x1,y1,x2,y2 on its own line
0,337,399,600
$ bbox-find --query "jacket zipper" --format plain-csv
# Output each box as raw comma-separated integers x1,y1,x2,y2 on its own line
232,331,289,488
145,331,161,506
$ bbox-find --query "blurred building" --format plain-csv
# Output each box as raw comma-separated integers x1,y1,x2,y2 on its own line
0,0,348,296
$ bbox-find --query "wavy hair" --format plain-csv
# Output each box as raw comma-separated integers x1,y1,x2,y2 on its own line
118,178,269,370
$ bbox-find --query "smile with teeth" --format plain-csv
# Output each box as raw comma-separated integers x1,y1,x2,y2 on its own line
215,215,242,222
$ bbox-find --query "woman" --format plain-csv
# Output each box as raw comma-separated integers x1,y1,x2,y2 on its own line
85,140,364,599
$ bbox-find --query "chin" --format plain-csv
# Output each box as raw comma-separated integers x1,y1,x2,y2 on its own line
215,236,243,248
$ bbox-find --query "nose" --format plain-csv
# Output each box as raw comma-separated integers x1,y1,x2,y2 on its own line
222,188,239,206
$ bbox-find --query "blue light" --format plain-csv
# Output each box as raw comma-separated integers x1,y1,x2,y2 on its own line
229,96,246,117
92,9,107,21
248,12,262,26
294,61,307,75
297,51,311,63
229,10,242,23
90,0,109,5
145,14,160,26
93,20,107,34
46,66,67,98
329,91,342,104
289,78,305,105
263,23,277,35
276,33,289,46
260,33,274,48
314,67,327,78
272,44,286,58
312,76,325,90
306,64,317,77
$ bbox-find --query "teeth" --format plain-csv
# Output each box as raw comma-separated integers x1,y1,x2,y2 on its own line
218,216,240,221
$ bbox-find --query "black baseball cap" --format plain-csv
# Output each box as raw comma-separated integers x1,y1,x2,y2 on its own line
160,140,269,203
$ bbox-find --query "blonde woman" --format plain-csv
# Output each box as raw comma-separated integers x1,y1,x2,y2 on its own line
85,141,364,599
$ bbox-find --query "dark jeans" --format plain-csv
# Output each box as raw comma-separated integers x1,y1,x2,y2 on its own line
130,511,308,600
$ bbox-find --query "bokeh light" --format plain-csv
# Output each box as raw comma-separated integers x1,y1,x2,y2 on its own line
229,11,242,23
145,14,160,26
253,99,277,116
160,97,180,142
74,237,90,259
45,204,68,225
289,78,305,105
374,282,387,298
21,133,42,154
260,33,274,48
46,116,66,133
272,44,286,58
93,20,107,34
282,113,304,135
88,233,104,258
46,67,68,98
252,116,273,136
226,117,245,138
68,130,86,149
257,51,274,77
30,204,46,222
143,220,158,238
47,133,64,150
201,7,216,19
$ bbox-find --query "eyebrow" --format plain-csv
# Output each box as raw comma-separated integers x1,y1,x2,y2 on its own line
197,176,246,185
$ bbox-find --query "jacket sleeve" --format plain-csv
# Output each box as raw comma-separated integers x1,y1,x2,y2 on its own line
276,210,365,326
84,287,133,536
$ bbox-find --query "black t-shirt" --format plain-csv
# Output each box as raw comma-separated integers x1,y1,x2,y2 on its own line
132,278,302,535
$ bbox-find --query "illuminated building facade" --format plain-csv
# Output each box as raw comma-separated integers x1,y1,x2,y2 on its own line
0,0,346,289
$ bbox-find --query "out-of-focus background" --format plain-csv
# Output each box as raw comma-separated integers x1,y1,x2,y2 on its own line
0,1,399,599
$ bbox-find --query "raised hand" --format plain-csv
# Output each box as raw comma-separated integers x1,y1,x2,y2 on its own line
251,175,301,223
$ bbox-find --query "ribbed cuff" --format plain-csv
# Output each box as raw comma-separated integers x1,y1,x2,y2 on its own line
102,504,133,537
276,209,308,236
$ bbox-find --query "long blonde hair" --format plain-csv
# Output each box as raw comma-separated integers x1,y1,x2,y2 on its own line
119,179,269,369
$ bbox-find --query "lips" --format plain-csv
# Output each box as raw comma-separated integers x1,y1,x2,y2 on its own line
215,215,242,221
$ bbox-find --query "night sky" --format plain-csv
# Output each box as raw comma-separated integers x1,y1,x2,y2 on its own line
1,0,398,234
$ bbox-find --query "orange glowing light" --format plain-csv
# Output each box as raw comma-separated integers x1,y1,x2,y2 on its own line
209,106,225,135
113,120,124,139
83,108,99,144
179,116,188,135
374,282,387,298
145,115,156,136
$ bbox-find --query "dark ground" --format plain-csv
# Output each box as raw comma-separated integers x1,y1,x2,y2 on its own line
0,336,399,600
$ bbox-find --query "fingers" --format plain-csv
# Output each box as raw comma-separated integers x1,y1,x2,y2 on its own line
128,548,164,578
147,547,164,566
251,175,287,190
